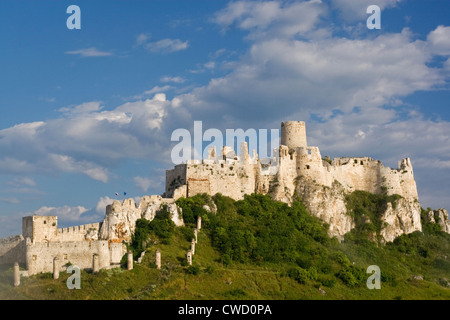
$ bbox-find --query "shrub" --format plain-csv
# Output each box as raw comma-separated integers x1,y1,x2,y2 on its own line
336,265,365,287
287,267,309,284
345,190,402,242
336,269,358,287
222,254,231,267
149,206,175,240
317,274,336,288
180,226,195,242
186,265,200,275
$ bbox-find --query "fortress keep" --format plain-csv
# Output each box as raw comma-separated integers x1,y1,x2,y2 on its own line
0,121,448,276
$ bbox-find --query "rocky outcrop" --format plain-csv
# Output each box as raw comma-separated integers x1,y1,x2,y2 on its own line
380,198,422,242
428,208,450,234
99,196,183,242
293,176,423,242
294,177,354,241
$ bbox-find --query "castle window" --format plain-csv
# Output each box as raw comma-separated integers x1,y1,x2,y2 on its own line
354,159,358,164
306,165,310,169
360,161,364,165
44,220,47,224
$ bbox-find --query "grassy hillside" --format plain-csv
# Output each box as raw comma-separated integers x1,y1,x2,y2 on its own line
0,193,449,300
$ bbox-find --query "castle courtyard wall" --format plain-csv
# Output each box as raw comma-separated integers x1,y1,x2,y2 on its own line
25,239,116,276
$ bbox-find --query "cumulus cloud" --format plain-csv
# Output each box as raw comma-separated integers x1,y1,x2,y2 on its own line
0,94,187,182
131,86,173,100
175,28,443,130
95,196,114,214
133,176,152,193
427,25,450,56
330,0,404,22
33,205,89,222
213,0,329,39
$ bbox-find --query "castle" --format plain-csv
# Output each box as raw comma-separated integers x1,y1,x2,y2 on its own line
165,121,418,202
0,121,448,276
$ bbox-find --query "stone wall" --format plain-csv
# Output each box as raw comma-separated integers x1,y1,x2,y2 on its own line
165,164,187,197
58,223,101,242
25,239,115,276
0,235,26,265
23,216,58,243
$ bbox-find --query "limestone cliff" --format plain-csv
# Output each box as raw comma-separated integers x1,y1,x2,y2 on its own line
428,208,450,233
288,177,423,243
293,177,354,241
99,196,183,242
380,198,422,242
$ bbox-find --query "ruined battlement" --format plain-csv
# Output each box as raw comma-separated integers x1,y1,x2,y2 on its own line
58,222,102,242
165,122,419,202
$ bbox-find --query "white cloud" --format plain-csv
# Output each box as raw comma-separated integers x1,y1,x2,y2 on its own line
136,33,150,46
330,0,404,22
145,38,189,53
427,25,450,56
95,196,114,214
7,177,36,187
0,94,184,182
133,176,152,192
59,101,104,115
204,61,216,69
33,205,89,222
0,197,19,204
143,86,173,96
213,0,329,39
65,47,113,57
1,0,450,217
176,28,443,128
161,76,186,83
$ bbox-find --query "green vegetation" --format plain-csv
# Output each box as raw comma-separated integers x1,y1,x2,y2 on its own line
0,193,449,300
344,190,402,243
130,205,176,259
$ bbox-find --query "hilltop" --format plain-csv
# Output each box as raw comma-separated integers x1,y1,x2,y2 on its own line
0,193,449,300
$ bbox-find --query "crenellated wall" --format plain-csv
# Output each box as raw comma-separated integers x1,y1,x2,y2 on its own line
58,222,101,242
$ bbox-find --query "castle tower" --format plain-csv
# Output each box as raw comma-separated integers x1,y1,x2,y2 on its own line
280,121,307,150
22,216,58,243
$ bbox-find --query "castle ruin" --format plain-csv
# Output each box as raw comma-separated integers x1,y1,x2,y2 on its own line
0,121,448,276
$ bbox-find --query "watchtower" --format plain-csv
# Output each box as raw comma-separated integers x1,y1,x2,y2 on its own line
280,121,307,150
22,215,58,243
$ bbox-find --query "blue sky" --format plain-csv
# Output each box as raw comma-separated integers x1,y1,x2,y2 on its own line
0,0,450,237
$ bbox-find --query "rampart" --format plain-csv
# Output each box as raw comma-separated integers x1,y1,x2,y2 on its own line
24,239,120,275
58,222,101,242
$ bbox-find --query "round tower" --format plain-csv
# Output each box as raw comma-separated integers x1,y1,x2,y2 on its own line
280,121,307,150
